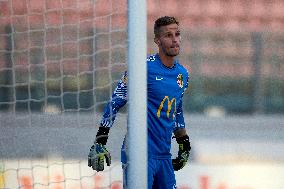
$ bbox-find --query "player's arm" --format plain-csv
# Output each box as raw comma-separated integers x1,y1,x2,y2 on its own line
88,71,128,171
172,99,191,171
101,71,128,127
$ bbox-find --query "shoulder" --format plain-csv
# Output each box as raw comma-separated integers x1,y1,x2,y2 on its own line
146,54,159,71
147,54,157,62
176,62,190,77
146,54,157,63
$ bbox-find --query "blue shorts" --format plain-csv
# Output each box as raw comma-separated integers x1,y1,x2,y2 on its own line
122,158,176,189
148,158,176,189
121,140,176,189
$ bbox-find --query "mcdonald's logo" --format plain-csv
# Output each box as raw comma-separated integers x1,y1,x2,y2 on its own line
157,96,176,119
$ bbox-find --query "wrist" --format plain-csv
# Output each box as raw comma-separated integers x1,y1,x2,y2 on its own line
176,134,189,143
176,135,191,151
96,126,110,145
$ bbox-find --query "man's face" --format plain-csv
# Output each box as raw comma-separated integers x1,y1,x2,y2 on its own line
155,23,181,57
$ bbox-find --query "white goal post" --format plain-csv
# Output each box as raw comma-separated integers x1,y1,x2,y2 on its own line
127,0,147,188
0,0,147,188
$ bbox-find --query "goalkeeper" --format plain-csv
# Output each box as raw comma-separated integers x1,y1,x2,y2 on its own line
88,16,191,189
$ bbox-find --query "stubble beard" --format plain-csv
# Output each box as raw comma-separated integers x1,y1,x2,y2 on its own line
162,46,180,57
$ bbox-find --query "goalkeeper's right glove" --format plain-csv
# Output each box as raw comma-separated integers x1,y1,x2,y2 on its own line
172,135,191,171
88,127,111,172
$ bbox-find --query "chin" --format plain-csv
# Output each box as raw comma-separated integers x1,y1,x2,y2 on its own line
167,51,179,57
170,48,180,56
168,54,178,57
161,47,180,57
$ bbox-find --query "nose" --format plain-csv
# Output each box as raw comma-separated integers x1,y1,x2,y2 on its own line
173,35,178,42
172,35,180,44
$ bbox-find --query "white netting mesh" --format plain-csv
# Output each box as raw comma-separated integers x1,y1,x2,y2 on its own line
1,0,284,188
0,0,127,188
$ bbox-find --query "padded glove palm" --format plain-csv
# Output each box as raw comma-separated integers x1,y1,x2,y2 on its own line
88,143,111,171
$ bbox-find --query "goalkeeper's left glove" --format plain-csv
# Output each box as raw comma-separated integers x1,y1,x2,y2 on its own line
172,135,191,171
88,126,111,172
88,142,111,171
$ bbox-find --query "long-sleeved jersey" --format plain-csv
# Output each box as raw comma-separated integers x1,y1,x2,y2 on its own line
100,53,189,159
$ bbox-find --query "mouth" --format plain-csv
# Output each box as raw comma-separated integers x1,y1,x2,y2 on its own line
170,45,179,50
170,44,179,49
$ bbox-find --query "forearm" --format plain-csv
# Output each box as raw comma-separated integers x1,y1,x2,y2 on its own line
100,72,128,127
100,99,126,127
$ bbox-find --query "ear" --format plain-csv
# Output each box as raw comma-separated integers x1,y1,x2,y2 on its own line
154,37,160,45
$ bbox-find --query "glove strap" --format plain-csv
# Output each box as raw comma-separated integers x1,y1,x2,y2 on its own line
176,135,191,151
96,126,110,145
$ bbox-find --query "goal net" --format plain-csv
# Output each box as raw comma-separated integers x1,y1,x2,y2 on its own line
0,0,130,188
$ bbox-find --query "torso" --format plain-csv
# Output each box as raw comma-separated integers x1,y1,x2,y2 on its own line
147,54,189,159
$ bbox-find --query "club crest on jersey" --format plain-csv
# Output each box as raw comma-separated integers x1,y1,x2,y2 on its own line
176,73,184,88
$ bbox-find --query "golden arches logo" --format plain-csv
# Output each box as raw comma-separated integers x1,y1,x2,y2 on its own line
157,96,176,118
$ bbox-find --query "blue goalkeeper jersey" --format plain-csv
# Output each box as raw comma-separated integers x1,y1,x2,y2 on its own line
100,53,189,159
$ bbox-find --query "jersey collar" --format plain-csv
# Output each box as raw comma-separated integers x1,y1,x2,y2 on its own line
155,53,177,70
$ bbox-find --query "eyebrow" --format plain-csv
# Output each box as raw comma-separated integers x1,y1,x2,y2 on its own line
161,30,180,35
156,25,180,37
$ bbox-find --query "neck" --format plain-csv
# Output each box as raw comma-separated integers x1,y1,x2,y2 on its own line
158,52,175,68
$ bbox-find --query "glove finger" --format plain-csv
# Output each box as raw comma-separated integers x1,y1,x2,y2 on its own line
88,156,92,167
105,153,111,166
95,156,104,172
93,157,98,171
180,161,186,170
180,152,189,160
99,156,105,171
173,163,183,171
172,158,185,171
92,158,99,171
172,159,179,171
88,146,95,167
